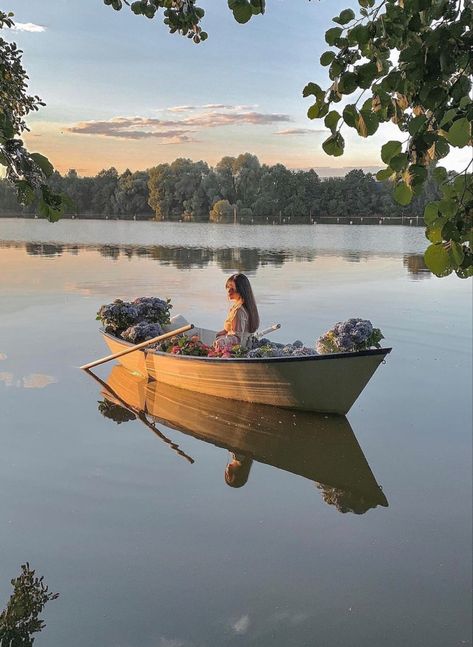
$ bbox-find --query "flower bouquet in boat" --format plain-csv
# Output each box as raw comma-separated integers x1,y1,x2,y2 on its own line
92,295,391,414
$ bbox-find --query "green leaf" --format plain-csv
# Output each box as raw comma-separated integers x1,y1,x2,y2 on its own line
322,133,345,157
320,51,335,66
393,182,413,205
307,102,328,119
433,166,448,184
424,244,453,277
16,180,35,205
408,164,427,186
302,82,323,99
434,137,450,159
446,118,471,148
333,8,355,24
325,27,343,45
342,104,358,127
356,62,378,89
376,167,394,181
250,0,265,14
423,202,439,226
232,1,252,23
381,140,402,164
408,115,427,135
338,72,358,95
324,110,341,132
426,225,445,243
30,153,54,178
389,153,408,171
450,242,465,267
438,198,456,218
439,108,458,127
355,110,378,137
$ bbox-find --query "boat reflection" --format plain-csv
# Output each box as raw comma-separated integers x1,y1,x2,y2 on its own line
90,365,388,515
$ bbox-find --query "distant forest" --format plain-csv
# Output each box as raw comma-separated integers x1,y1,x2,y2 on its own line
0,153,439,223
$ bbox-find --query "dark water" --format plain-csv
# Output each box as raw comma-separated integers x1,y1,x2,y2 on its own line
0,219,471,647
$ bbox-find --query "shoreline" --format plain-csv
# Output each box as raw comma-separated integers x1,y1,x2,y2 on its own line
0,214,425,226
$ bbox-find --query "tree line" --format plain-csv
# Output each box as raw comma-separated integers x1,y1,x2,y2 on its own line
0,153,439,223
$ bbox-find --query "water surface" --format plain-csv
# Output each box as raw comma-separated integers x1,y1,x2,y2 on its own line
0,219,471,647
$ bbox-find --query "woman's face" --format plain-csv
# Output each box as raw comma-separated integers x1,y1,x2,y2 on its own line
226,280,240,301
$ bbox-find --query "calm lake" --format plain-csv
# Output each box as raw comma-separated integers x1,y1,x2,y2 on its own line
0,218,471,647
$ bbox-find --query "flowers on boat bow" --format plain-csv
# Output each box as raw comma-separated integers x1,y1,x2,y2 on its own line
316,319,384,354
97,296,172,338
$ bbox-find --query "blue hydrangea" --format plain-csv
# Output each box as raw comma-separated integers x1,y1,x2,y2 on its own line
316,318,383,354
96,299,140,334
132,297,172,326
122,321,163,344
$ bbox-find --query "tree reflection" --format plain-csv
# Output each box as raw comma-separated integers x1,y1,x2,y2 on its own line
403,253,431,279
0,563,58,646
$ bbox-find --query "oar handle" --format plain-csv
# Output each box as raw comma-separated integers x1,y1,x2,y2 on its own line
80,323,194,370
255,323,281,339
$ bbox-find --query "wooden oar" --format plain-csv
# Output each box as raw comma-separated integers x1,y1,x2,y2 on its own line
80,323,194,370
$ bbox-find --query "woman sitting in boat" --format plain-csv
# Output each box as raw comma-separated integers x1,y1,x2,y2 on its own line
215,273,259,351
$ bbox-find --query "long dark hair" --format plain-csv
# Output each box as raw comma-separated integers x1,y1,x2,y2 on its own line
226,273,259,333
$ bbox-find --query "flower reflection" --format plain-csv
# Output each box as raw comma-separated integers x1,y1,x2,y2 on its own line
232,614,250,635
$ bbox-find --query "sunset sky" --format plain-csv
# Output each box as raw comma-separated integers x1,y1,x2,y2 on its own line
5,0,470,176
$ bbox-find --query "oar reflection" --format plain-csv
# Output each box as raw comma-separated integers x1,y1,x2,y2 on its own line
90,365,389,514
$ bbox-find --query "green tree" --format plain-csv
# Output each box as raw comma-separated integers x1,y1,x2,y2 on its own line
209,198,234,223
113,169,152,218
0,563,59,646
0,12,69,221
302,0,472,277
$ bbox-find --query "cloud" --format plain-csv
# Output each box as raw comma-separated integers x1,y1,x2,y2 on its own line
167,103,258,112
67,110,291,141
275,128,326,136
167,105,199,113
11,22,46,32
183,111,290,127
67,118,193,142
232,615,250,635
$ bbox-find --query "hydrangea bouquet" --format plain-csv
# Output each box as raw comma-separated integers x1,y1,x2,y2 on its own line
316,319,384,355
97,296,172,340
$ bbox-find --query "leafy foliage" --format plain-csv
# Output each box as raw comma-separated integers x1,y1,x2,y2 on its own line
97,399,137,423
303,0,472,277
0,12,69,222
103,0,265,38
0,563,59,646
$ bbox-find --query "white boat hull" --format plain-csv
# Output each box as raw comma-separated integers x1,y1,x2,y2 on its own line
101,329,390,414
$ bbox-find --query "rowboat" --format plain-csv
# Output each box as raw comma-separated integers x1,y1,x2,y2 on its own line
100,325,391,414
94,364,388,513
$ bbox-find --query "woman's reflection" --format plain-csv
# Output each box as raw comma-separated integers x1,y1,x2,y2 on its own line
225,452,254,488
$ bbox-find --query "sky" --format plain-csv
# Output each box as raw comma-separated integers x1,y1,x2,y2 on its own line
4,0,470,176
